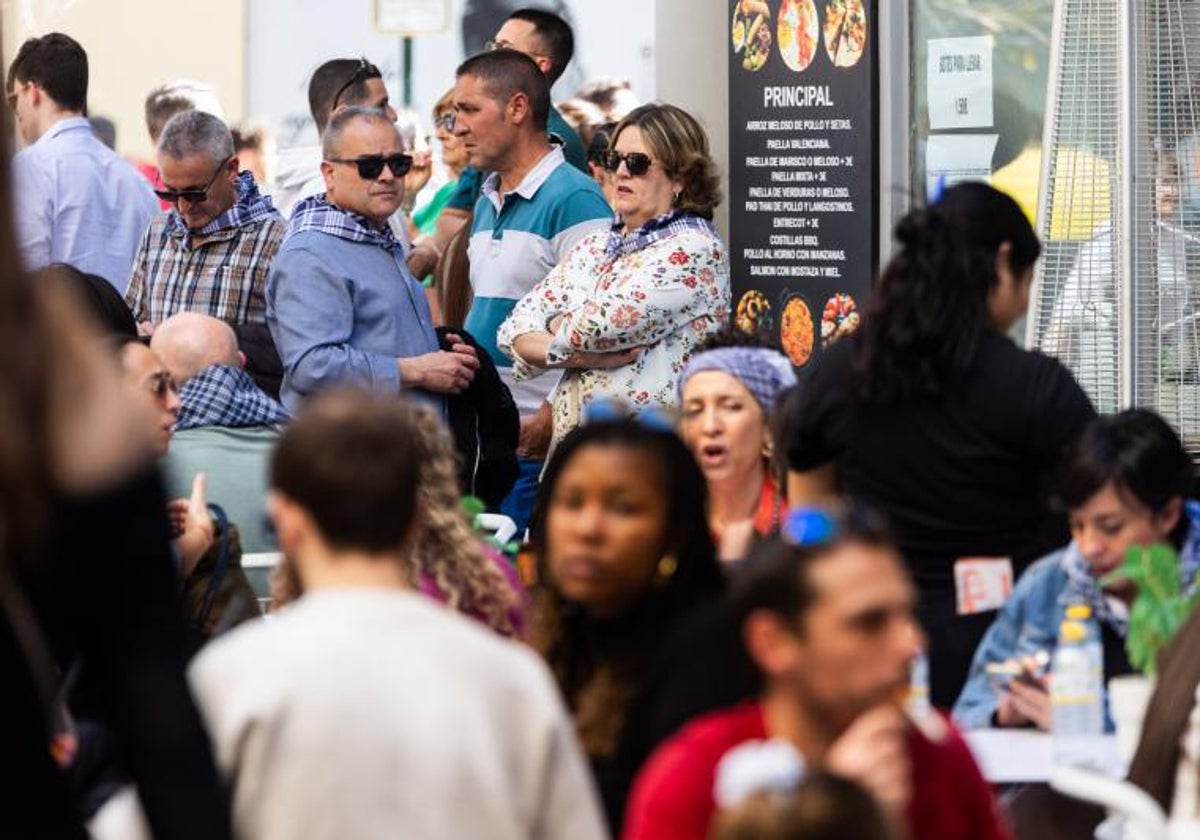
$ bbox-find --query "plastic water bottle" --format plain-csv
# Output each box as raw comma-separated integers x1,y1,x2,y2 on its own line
908,651,931,720
1052,609,1105,768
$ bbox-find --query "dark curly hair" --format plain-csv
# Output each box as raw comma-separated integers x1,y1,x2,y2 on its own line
853,182,1040,404
528,419,723,759
613,103,721,219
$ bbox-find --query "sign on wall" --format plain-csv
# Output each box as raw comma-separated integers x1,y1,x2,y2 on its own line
727,0,878,371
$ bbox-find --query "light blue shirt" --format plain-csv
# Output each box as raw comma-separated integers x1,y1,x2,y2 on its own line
266,228,443,415
12,117,158,293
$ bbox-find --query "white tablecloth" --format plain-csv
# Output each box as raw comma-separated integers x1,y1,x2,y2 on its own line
966,729,1123,783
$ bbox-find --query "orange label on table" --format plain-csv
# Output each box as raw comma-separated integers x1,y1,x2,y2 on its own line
954,557,1013,615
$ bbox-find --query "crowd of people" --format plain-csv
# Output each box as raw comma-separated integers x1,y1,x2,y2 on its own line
4,8,1200,840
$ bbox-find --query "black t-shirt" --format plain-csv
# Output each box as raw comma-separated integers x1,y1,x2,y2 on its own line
788,333,1096,585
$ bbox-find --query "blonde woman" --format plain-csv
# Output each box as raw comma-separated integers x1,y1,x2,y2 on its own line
272,401,526,636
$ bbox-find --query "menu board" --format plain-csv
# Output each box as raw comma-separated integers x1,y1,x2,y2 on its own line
728,0,878,370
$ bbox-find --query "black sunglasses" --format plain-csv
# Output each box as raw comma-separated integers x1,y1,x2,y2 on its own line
331,58,382,110
155,155,233,204
602,150,654,177
326,153,413,180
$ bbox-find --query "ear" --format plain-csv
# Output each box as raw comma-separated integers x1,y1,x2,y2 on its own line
236,350,247,369
227,155,241,179
1158,496,1185,538
742,610,802,680
993,241,1015,286
507,91,530,126
320,160,336,192
268,491,308,558
533,56,554,78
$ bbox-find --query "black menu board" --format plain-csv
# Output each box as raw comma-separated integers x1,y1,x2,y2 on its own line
728,0,878,371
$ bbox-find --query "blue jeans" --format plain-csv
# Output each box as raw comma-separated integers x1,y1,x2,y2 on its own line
499,457,542,539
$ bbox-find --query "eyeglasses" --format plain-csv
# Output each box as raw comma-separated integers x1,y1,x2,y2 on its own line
602,150,654,177
331,57,382,110
435,111,455,132
155,155,233,204
326,153,413,180
147,371,180,401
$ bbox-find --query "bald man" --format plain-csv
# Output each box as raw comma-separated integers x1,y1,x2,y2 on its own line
152,311,245,386
153,311,287,553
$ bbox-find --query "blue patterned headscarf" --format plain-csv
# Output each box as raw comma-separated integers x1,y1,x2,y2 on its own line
678,347,797,416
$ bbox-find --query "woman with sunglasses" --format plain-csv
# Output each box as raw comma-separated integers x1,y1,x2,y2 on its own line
786,182,1096,709
527,414,726,832
411,90,469,240
498,103,730,454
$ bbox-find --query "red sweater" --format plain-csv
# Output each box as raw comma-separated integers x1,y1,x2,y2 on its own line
623,701,1009,840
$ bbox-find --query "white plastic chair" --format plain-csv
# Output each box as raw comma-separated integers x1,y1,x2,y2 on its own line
1050,765,1168,839
475,513,518,546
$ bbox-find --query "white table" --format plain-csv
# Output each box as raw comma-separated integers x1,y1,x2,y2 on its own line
966,729,1123,784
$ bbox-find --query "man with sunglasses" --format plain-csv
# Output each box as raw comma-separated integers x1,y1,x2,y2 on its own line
274,57,438,286
267,106,479,415
624,508,1008,840
7,33,157,293
125,111,285,351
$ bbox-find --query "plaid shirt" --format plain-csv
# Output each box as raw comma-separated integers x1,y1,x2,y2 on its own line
126,172,285,326
176,364,289,432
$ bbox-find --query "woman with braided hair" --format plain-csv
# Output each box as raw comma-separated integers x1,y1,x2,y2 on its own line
786,182,1096,708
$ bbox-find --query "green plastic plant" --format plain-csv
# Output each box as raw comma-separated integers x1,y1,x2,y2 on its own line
1101,543,1200,675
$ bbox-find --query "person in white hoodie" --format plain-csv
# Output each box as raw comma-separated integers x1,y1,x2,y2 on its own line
188,389,607,840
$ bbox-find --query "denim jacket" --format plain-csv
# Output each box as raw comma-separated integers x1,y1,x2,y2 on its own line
952,550,1077,730
953,500,1200,730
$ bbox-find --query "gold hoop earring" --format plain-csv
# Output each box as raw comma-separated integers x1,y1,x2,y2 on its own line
656,554,678,586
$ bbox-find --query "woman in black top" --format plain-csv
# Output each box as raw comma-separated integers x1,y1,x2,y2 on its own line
528,417,729,832
787,183,1096,707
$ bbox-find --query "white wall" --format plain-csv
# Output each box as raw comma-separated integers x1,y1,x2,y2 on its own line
246,0,657,150
3,0,246,160
654,0,729,240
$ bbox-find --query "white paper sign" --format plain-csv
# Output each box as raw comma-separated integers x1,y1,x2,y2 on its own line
925,133,999,200
374,0,451,35
953,557,1013,615
927,36,995,130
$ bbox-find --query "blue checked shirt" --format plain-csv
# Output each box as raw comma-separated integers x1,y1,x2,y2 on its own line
176,364,289,432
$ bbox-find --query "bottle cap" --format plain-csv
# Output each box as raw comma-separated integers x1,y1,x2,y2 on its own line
1066,604,1092,620
1059,620,1086,643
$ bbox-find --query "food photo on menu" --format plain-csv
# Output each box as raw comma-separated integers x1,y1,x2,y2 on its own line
732,0,773,71
780,293,816,367
823,0,867,67
778,0,820,73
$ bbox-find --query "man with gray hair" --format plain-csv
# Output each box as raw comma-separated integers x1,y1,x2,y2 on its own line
139,79,225,205
126,109,285,337
267,106,478,414
153,312,288,553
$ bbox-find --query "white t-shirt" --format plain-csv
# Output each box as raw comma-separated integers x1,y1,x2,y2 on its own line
189,588,607,840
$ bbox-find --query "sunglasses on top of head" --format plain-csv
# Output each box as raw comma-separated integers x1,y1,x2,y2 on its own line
326,153,413,181
601,150,654,177
331,57,383,110
154,155,233,204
